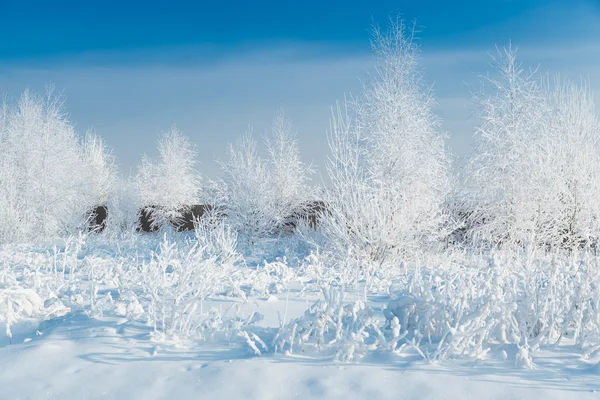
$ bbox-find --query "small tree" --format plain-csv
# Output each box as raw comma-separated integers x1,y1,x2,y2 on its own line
81,132,117,210
215,131,277,246
265,110,314,224
542,79,600,248
464,45,549,248
105,176,141,234
135,125,202,229
464,46,600,249
0,88,117,242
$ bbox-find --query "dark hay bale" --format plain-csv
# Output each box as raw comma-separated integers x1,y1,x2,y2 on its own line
173,204,215,232
137,205,224,233
137,206,160,233
87,205,108,233
282,200,328,231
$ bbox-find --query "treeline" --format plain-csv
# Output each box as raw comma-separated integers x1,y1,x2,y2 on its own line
1,19,599,261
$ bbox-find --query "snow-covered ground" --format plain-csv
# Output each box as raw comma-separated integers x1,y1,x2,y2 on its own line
1,233,600,399
2,296,600,400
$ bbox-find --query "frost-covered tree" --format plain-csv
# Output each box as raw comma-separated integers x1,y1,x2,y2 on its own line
215,111,314,246
135,125,202,229
0,88,117,242
81,132,117,210
464,46,600,249
265,110,314,224
323,19,451,266
541,79,600,248
214,132,277,246
464,46,549,247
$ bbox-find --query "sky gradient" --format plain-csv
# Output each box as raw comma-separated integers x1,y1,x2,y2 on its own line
1,0,599,179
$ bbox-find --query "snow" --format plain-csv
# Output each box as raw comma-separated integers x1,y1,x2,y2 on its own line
1,222,599,399
2,299,600,399
0,229,599,399
2,17,600,400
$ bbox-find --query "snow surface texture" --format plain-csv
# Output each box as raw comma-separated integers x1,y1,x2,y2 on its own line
1,232,600,399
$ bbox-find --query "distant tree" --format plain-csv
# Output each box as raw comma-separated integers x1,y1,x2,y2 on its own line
265,110,314,225
214,132,277,246
135,125,202,230
81,132,117,210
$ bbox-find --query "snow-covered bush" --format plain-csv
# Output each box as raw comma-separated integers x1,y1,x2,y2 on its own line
0,232,118,339
384,250,600,365
136,220,242,341
273,284,384,361
271,248,600,366
322,19,451,279
0,89,116,243
135,125,202,230
0,289,43,342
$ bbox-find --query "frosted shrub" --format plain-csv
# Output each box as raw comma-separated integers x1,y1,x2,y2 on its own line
138,221,242,341
199,307,268,355
273,249,600,365
43,233,117,318
273,284,384,361
297,247,404,300
0,233,113,340
384,250,600,364
0,289,43,342
193,217,240,266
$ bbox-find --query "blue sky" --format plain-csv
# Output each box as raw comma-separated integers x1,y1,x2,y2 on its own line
1,0,595,58
1,0,599,178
